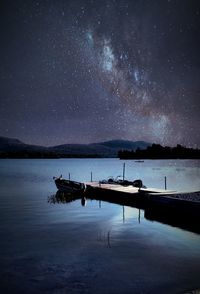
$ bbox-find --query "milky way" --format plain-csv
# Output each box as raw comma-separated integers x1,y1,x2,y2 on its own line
0,0,199,147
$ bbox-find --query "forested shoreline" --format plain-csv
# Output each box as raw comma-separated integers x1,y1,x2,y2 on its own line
118,144,200,159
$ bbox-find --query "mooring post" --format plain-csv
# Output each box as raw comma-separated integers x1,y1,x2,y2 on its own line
165,176,167,190
91,171,93,182
69,173,70,180
122,162,126,181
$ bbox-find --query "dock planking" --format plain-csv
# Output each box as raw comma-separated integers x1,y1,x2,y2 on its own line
85,181,175,195
85,182,139,193
84,181,179,208
84,181,200,217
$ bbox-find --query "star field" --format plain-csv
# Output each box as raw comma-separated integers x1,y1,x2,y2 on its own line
0,0,199,147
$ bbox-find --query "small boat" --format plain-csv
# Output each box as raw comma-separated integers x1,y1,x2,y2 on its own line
53,175,86,193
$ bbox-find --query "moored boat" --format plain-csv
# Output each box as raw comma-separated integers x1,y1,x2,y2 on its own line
53,176,86,193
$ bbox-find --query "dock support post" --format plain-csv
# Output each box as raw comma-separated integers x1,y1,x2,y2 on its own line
123,162,126,181
69,173,70,180
165,176,167,190
91,172,93,182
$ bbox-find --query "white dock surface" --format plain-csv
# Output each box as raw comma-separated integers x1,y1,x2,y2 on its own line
85,181,175,194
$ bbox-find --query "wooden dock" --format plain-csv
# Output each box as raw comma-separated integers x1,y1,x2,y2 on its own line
148,191,200,211
51,180,200,234
84,181,200,215
85,181,175,194
85,181,176,208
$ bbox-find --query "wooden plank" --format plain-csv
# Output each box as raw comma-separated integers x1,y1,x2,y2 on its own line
140,187,176,193
85,182,175,194
85,182,139,194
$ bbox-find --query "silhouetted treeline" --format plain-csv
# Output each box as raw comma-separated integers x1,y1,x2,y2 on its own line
118,144,200,159
0,151,106,159
0,151,58,159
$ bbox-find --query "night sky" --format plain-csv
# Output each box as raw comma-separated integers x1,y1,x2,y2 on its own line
0,0,199,147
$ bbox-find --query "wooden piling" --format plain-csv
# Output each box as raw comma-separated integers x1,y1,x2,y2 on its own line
122,162,126,181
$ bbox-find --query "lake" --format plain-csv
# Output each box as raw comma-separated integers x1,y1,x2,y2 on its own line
0,159,200,293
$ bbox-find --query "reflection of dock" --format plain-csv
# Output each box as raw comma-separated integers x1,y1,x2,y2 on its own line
145,201,200,235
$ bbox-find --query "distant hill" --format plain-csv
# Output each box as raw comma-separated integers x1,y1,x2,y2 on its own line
0,136,152,158
0,136,47,152
49,143,115,157
0,136,25,147
50,140,151,157
92,140,151,150
0,136,51,158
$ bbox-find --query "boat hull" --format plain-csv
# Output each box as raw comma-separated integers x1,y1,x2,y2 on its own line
54,179,85,193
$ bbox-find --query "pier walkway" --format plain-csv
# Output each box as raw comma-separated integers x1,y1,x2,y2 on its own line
85,181,175,195
84,181,200,215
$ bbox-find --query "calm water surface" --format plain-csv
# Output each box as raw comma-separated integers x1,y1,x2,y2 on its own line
0,159,200,294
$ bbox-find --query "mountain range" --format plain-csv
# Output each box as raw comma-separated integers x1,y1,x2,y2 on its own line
0,136,151,158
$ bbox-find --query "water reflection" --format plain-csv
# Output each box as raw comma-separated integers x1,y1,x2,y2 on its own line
81,197,87,206
48,191,87,206
48,190,200,235
97,229,112,248
145,206,200,235
48,192,78,204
